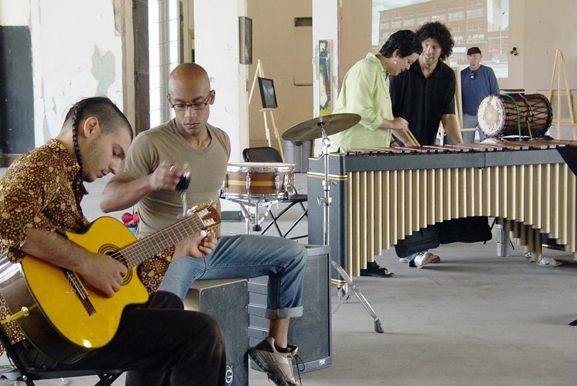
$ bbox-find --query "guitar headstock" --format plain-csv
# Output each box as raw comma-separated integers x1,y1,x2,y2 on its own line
188,203,221,232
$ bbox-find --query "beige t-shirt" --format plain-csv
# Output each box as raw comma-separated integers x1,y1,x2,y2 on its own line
123,119,230,237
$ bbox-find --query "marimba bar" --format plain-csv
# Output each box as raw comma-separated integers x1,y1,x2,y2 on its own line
307,141,577,278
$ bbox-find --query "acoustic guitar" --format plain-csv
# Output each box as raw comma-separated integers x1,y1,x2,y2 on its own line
0,203,219,363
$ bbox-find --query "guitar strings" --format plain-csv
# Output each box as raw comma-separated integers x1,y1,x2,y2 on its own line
66,270,89,300
121,216,203,264
64,213,208,303
108,215,206,267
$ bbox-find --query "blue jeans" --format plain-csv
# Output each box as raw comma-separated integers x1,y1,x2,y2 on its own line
462,114,485,143
159,235,306,320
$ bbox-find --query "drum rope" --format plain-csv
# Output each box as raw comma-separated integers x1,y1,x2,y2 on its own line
517,93,534,139
501,92,523,138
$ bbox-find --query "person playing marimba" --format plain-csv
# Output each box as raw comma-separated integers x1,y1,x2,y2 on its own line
390,21,491,269
329,29,421,277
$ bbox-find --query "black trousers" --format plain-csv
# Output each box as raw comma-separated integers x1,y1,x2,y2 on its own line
395,217,492,258
13,291,227,386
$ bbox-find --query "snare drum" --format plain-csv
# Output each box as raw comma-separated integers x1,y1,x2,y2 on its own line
477,93,552,138
223,162,295,199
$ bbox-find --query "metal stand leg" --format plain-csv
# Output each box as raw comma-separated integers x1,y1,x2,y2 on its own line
316,130,383,334
235,199,274,234
496,222,511,257
487,217,514,253
331,261,384,333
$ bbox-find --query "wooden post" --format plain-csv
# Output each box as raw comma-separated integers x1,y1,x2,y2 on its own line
268,111,284,159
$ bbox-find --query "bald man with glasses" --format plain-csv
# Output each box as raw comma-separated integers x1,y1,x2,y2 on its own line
101,63,306,386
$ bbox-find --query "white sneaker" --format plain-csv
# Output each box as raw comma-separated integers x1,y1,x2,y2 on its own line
248,337,300,386
414,251,436,268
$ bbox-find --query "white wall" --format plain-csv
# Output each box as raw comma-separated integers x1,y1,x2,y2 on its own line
28,0,123,145
312,0,339,119
247,0,313,150
1,1,125,147
0,0,30,25
194,0,248,164
522,0,577,91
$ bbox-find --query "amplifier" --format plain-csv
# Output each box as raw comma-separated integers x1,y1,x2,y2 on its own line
184,279,249,386
248,245,332,373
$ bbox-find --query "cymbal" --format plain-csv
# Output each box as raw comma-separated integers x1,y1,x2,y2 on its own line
282,113,361,142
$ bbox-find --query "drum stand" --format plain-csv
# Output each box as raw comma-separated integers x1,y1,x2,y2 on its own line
226,197,277,234
318,130,384,334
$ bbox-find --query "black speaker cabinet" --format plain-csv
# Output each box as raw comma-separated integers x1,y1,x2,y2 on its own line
248,245,331,372
184,279,249,386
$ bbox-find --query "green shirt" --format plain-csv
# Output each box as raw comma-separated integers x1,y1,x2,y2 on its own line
330,53,392,152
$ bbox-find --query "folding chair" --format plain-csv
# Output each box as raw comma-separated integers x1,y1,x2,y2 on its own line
242,146,308,240
0,327,122,386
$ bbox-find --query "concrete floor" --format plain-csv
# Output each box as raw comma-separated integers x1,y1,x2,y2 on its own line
1,172,577,385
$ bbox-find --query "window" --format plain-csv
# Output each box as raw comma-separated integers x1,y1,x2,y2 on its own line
373,0,509,78
148,0,182,128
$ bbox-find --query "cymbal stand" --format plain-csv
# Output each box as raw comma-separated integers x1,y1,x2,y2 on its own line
318,127,384,334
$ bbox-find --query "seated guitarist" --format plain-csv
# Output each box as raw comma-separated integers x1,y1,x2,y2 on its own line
100,63,307,386
0,97,227,385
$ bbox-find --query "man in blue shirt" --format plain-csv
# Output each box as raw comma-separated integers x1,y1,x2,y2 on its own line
460,47,499,143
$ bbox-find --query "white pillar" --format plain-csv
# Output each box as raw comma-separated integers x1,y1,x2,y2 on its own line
312,0,339,156
194,0,249,164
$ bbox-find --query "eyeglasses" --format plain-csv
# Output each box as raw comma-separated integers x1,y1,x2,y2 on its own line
470,71,476,80
170,91,214,111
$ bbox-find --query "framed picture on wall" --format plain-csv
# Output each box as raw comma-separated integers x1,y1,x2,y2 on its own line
239,16,252,64
257,77,278,109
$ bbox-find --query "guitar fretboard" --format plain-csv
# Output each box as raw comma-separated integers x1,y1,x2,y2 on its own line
118,214,206,267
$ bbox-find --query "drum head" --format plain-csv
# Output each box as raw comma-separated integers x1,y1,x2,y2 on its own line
478,95,505,137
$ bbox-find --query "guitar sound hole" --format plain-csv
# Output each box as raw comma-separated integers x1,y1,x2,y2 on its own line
105,252,133,285
100,245,132,285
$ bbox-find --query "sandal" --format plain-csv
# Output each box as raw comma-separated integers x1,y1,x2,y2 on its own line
360,262,394,278
536,257,562,267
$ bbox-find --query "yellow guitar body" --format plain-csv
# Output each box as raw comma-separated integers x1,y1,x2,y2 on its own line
0,204,218,362
21,217,148,350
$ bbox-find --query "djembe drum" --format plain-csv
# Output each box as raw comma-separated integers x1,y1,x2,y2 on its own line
478,93,553,138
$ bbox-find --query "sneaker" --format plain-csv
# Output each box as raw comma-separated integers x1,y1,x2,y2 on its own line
248,337,300,386
524,252,535,261
414,251,436,269
429,253,441,263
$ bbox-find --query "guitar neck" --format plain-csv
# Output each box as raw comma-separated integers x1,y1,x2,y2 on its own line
119,214,203,267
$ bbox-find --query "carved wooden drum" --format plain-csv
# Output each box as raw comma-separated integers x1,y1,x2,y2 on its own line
223,162,295,199
478,93,552,138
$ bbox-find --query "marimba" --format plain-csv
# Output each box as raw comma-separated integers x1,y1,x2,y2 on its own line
307,141,577,277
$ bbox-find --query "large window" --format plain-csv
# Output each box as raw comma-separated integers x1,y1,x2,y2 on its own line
148,0,182,128
372,0,509,78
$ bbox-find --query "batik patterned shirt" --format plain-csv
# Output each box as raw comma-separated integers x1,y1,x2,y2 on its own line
0,139,171,355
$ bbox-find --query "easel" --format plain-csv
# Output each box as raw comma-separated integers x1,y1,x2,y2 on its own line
248,59,284,159
546,49,576,139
